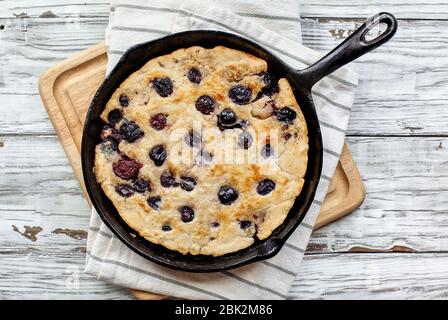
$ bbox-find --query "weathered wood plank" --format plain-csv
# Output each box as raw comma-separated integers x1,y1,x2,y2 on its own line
303,18,448,136
1,0,110,19
2,0,448,20
0,134,130,299
1,135,447,255
0,94,56,135
307,136,448,253
290,253,448,299
0,135,88,212
0,209,90,252
0,250,133,299
1,17,448,135
300,0,448,20
0,17,108,134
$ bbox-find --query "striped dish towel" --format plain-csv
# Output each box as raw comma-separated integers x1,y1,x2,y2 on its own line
85,0,358,299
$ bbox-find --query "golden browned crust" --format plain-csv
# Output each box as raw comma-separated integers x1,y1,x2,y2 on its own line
94,46,308,256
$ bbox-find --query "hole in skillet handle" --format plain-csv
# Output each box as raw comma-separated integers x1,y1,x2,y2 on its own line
361,12,397,45
295,12,397,89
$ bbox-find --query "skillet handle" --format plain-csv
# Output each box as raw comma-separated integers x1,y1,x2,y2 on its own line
297,12,397,88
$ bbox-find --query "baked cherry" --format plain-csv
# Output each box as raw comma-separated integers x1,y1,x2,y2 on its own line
180,176,196,192
152,77,173,97
229,85,252,105
119,94,129,107
187,67,202,84
107,109,123,125
120,121,144,143
217,108,237,128
218,185,239,205
184,130,201,147
150,113,167,131
260,72,279,96
112,157,142,180
261,144,274,158
276,107,297,123
160,171,176,188
133,179,151,193
195,95,216,115
115,184,134,198
149,145,167,166
239,220,251,230
147,195,161,210
179,206,195,223
257,179,276,195
238,131,253,149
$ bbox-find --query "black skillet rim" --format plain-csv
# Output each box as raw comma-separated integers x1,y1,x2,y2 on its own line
81,30,323,272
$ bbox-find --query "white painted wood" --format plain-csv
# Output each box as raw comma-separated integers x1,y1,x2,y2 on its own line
0,17,108,134
291,253,448,299
0,136,131,299
2,0,448,19
1,17,448,135
303,18,448,136
0,136,89,213
300,0,448,19
308,137,448,253
1,0,110,18
0,251,133,299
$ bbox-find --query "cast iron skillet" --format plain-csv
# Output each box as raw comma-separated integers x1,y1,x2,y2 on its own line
82,12,397,272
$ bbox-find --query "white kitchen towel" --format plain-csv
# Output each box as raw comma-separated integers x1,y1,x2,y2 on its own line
85,0,358,299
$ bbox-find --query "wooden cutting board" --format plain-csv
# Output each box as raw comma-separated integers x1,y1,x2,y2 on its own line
39,42,365,299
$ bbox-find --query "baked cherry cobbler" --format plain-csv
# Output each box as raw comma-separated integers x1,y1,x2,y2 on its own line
94,46,308,256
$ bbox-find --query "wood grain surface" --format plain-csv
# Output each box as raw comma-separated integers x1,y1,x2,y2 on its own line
1,0,448,299
2,18,448,136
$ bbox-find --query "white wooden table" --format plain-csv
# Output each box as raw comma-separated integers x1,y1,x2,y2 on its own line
1,0,447,299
